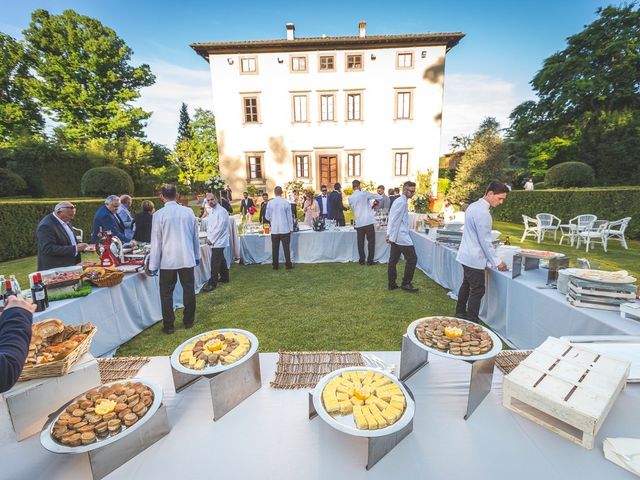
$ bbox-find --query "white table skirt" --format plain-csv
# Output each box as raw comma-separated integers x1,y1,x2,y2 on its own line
1,352,637,479
240,228,390,265
33,244,231,357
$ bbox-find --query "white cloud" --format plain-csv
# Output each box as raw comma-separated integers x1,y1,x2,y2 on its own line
136,61,213,147
440,73,533,153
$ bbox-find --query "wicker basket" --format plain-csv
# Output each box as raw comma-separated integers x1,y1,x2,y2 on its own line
83,270,125,287
18,324,97,381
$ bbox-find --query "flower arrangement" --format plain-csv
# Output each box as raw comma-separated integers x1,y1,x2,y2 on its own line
411,194,432,214
205,174,226,193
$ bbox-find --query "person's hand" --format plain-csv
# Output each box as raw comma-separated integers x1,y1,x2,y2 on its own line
77,243,89,252
386,236,391,244
497,261,508,271
4,296,37,314
130,240,137,247
195,259,200,267
206,240,212,246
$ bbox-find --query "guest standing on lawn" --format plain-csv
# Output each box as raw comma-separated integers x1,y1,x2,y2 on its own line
133,200,155,243
240,191,255,215
373,185,390,213
302,191,320,226
315,184,331,219
349,180,381,265
203,194,230,292
91,195,127,243
36,201,90,271
259,192,270,224
265,186,294,270
148,184,201,334
386,181,419,292
117,195,135,242
328,183,348,226
455,181,509,324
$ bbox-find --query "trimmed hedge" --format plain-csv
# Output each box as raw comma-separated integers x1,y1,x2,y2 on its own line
0,197,163,262
81,167,134,196
545,161,595,187
0,168,27,196
493,188,640,239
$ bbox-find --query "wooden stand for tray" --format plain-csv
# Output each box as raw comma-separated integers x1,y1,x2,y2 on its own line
170,351,261,421
502,337,630,449
308,391,414,470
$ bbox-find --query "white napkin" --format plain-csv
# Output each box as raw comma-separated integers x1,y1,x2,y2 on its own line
604,437,640,476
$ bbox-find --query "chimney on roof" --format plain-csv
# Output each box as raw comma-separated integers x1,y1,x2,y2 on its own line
286,23,295,40
359,20,366,38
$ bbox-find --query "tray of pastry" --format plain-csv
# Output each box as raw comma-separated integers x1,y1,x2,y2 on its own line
570,269,637,285
40,379,163,454
518,249,562,259
170,328,259,376
312,367,415,438
407,316,502,361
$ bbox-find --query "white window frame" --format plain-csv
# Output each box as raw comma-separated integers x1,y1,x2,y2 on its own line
345,53,364,71
347,152,362,177
240,57,258,74
247,154,264,180
346,91,363,121
320,93,336,122
294,154,310,178
292,93,309,123
290,55,308,73
318,54,336,72
395,90,413,120
396,52,413,69
394,152,409,176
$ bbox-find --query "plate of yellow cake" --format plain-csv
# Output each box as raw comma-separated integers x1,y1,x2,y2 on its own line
170,329,258,375
312,367,415,437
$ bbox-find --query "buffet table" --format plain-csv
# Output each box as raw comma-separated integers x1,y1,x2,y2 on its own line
1,352,637,479
33,244,231,357
409,231,640,349
240,228,390,265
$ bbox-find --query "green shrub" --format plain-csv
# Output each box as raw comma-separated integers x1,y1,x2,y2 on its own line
438,178,451,194
0,168,27,197
0,197,163,262
343,187,354,195
494,188,640,239
411,194,431,213
534,182,547,190
81,167,134,196
545,161,595,187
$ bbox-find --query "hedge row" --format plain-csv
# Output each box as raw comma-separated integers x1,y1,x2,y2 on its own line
494,187,640,239
0,197,164,262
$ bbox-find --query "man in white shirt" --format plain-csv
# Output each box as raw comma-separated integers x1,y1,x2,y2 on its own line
265,186,294,270
386,181,419,292
524,178,534,191
149,184,201,334
202,194,230,292
348,180,382,265
455,181,509,323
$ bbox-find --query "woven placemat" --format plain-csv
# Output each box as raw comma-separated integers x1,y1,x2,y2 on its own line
98,357,150,384
270,351,365,389
495,350,532,375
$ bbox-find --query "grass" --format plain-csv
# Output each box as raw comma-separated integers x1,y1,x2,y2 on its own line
116,262,455,356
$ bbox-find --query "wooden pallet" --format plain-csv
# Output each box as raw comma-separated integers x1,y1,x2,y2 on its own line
503,337,630,449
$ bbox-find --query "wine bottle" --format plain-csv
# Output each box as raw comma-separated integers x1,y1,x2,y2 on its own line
38,273,49,308
4,278,15,301
31,274,47,312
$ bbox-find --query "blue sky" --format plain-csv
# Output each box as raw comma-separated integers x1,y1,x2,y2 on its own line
1,0,613,151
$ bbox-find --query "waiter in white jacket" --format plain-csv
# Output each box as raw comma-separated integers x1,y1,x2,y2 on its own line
202,194,230,292
265,186,294,270
148,184,201,334
348,180,382,265
455,181,509,324
386,181,419,292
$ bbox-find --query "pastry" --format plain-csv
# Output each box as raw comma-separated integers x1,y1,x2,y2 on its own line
81,432,96,445
414,317,494,355
178,331,252,370
123,413,138,427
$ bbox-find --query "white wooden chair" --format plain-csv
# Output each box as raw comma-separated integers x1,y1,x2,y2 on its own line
72,227,84,243
603,217,631,251
558,214,596,246
520,215,539,243
535,213,561,242
576,220,608,252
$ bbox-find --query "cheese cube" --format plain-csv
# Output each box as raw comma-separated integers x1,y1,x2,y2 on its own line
339,400,353,415
353,406,368,429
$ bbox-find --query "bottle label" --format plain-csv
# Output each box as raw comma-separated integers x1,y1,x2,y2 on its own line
35,290,46,301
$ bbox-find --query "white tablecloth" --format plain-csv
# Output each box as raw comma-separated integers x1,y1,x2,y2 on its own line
33,244,231,357
240,228,390,265
2,352,637,479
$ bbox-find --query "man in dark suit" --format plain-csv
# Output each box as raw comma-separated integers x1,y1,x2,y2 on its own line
91,195,127,243
0,296,36,393
328,183,348,226
239,191,255,215
315,184,331,219
36,202,90,271
258,192,270,224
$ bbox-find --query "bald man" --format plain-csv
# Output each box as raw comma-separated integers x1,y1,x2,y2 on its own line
36,202,89,271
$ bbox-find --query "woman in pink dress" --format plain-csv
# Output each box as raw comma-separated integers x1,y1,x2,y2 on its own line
302,191,320,226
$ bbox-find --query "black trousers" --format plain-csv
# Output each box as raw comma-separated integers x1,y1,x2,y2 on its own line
456,265,486,323
290,204,297,219
208,247,229,287
271,233,292,268
356,224,375,264
335,217,346,226
387,243,417,286
159,267,195,329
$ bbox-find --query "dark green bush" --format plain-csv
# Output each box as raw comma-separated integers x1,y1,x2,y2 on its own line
0,168,27,196
544,161,596,187
0,197,163,262
534,182,547,190
494,188,640,239
81,167,134,196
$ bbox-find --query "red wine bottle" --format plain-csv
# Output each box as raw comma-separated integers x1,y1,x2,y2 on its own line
4,279,15,301
31,274,47,312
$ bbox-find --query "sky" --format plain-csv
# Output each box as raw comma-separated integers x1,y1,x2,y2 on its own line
1,0,614,152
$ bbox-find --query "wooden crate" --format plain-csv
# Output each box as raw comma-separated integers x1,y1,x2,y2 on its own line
502,337,630,449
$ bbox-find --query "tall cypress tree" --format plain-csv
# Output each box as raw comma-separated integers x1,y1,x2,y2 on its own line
176,103,191,144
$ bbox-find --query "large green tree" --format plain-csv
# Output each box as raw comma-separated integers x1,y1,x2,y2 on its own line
176,103,192,143
23,9,155,147
447,117,507,203
0,33,43,144
508,4,640,184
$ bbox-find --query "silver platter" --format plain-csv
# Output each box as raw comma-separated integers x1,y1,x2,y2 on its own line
40,378,163,454
407,316,502,361
312,366,415,438
170,328,259,376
